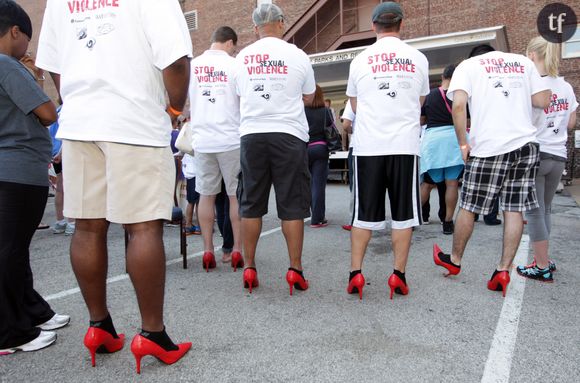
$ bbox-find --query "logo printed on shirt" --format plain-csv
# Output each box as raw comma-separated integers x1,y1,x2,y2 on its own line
545,93,570,114
194,66,228,83
479,58,525,74
68,0,120,14
244,54,288,75
367,52,416,73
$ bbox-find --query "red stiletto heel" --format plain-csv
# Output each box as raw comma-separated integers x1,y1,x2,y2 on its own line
433,244,461,276
387,274,409,300
231,251,244,272
83,327,125,367
286,269,309,296
130,334,191,374
243,268,259,293
346,273,365,300
487,270,510,297
202,252,216,272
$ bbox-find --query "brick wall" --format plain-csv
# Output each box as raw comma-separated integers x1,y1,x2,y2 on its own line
16,0,580,176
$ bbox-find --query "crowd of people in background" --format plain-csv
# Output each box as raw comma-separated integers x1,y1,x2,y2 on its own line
0,0,577,377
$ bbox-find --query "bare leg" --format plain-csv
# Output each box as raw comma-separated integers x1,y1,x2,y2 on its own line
198,195,217,252
228,195,242,252
185,202,193,227
451,208,476,265
498,211,524,271
392,228,412,272
55,174,65,222
532,240,549,269
242,218,262,268
350,227,372,271
444,179,459,222
281,220,304,270
125,220,166,331
420,183,434,211
70,219,110,321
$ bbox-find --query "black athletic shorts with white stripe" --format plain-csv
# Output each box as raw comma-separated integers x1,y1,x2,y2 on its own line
352,154,422,230
460,142,539,214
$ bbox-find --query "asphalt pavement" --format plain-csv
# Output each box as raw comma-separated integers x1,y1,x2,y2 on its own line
1,182,579,383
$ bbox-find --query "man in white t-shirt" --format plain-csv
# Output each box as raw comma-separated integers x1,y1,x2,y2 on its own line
345,2,429,300
233,4,316,295
188,26,244,272
433,44,551,296
36,0,193,367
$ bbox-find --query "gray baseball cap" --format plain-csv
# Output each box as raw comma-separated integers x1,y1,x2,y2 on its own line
252,4,284,26
372,2,404,23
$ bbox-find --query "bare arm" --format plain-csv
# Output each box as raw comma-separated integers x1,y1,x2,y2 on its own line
419,95,426,107
532,90,551,109
420,116,427,126
568,111,577,130
349,97,357,113
302,92,315,106
341,119,352,151
451,90,470,163
33,101,58,126
49,72,61,94
163,56,190,120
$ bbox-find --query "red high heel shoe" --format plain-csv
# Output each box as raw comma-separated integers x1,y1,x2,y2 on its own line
83,327,125,367
433,244,461,276
202,251,216,272
286,268,309,296
487,270,510,297
231,251,244,272
130,334,191,374
387,273,409,300
243,267,259,293
346,273,365,300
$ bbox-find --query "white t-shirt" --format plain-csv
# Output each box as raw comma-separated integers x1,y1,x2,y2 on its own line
36,0,193,147
233,37,316,142
533,76,578,158
346,36,429,156
189,50,240,153
181,153,196,179
341,100,356,149
447,51,549,157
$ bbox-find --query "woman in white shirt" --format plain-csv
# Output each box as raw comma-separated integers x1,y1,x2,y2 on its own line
517,36,578,282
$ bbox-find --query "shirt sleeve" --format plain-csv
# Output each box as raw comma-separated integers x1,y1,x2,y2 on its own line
528,59,550,95
140,0,193,70
567,82,579,112
342,100,355,121
0,64,50,115
36,0,60,74
447,60,471,101
420,54,430,96
345,60,358,98
301,52,316,95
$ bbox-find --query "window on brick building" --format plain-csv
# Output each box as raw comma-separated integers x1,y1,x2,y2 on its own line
562,24,579,59
184,10,198,31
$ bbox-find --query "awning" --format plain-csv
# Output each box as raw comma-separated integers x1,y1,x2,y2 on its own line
310,26,508,95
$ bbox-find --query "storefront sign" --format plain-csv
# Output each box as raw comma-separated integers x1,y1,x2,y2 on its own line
310,50,362,66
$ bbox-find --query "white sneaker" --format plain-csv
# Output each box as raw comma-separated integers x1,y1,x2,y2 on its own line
64,223,75,236
38,314,70,330
0,331,57,355
52,221,67,234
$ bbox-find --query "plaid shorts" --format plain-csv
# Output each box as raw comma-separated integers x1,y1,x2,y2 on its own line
460,142,540,214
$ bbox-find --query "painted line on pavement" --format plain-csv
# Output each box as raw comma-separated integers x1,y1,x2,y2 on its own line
44,220,305,302
481,235,529,383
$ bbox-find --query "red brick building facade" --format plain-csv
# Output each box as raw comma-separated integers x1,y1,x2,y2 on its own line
16,0,580,176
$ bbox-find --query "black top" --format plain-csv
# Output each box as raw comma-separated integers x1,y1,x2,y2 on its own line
421,87,454,129
305,107,332,143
